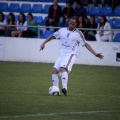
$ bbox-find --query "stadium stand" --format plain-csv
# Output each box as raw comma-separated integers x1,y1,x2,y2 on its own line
40,29,54,38
39,0,51,2
41,4,51,14
6,3,19,12
100,6,112,16
113,33,120,42
28,0,39,2
89,6,101,16
112,6,120,16
112,19,120,29
34,16,43,25
0,2,8,12
0,0,120,42
29,4,43,13
16,3,31,13
40,16,48,26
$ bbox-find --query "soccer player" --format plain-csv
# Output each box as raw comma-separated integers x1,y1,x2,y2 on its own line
40,16,104,96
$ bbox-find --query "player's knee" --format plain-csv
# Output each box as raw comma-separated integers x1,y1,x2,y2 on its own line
60,67,68,73
52,68,59,74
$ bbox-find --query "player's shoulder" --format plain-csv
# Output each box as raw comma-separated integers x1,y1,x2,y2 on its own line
73,28,84,37
74,28,82,34
58,27,68,33
59,27,67,31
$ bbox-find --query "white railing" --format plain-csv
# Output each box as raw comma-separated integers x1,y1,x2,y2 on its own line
1,24,120,42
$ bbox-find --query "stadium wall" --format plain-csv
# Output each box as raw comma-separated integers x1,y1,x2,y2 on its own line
0,37,120,66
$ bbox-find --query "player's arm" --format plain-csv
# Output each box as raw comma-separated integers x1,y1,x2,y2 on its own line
40,34,54,51
85,43,104,59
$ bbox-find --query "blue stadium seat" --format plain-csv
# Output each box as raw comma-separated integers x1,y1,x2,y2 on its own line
112,19,120,29
4,14,8,21
95,18,100,24
28,0,39,1
112,6,120,16
84,6,89,13
39,0,50,2
113,33,120,42
41,5,50,13
0,2,8,12
15,15,18,21
100,6,112,16
40,16,48,26
29,4,43,13
58,17,63,27
40,30,54,38
60,5,65,10
17,0,27,1
59,0,68,2
6,3,19,12
17,4,31,13
89,6,101,16
34,16,43,25
108,19,113,27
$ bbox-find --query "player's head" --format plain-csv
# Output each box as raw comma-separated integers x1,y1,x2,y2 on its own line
68,16,78,31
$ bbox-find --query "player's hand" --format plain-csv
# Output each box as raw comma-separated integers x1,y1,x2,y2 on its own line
95,53,104,59
39,43,45,51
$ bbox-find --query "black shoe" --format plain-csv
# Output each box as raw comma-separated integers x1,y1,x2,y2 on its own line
62,88,67,96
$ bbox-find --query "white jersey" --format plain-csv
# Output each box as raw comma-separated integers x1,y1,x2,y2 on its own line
17,21,27,31
53,27,87,55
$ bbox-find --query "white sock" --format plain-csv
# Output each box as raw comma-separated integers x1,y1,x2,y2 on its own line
52,74,59,88
61,72,68,90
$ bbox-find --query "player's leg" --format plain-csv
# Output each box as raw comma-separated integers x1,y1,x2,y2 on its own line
52,68,59,88
60,67,68,90
52,55,62,89
60,54,76,96
60,67,68,96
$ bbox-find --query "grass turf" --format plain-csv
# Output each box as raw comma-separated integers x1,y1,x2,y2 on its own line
0,61,120,120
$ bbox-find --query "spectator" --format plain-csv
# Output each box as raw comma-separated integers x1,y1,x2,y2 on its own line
62,1,74,27
86,16,97,41
5,13,16,37
77,15,87,37
22,13,38,38
46,0,62,31
74,0,87,20
0,12,6,35
11,13,27,37
95,16,112,42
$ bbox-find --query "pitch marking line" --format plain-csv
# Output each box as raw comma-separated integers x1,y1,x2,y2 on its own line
3,91,120,98
0,110,120,119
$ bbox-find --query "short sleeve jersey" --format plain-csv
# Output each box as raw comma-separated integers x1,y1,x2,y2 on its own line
53,28,87,55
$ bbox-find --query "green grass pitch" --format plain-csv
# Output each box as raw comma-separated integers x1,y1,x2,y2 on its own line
0,61,120,120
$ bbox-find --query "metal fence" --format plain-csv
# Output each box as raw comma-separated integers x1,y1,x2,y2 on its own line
2,24,120,42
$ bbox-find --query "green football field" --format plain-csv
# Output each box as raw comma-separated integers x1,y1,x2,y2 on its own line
0,61,120,120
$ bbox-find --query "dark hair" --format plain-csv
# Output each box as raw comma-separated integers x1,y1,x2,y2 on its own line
100,16,108,26
7,12,15,25
0,12,4,22
69,16,78,23
27,13,34,19
90,16,95,20
18,13,26,25
75,0,82,5
66,1,71,4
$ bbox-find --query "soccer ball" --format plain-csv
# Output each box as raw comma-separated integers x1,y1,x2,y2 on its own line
49,86,60,96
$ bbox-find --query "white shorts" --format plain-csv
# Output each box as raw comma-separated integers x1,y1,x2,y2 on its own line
53,54,76,72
